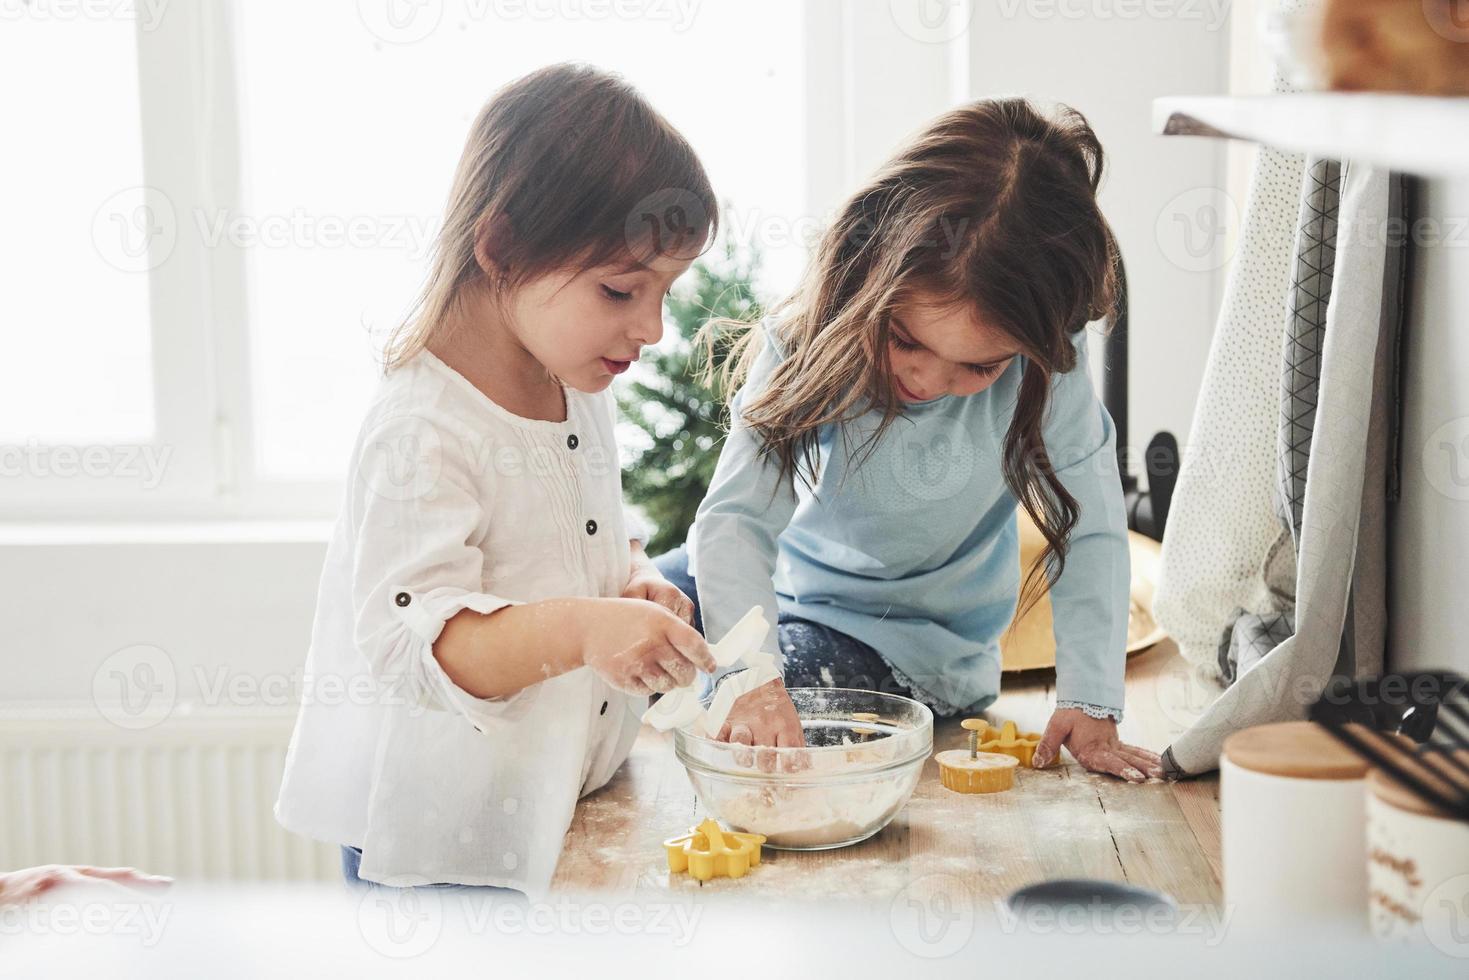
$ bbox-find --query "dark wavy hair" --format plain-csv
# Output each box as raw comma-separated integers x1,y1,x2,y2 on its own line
712,98,1119,617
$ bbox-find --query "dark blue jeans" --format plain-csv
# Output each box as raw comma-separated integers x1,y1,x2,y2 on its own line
340,845,513,892
653,544,914,699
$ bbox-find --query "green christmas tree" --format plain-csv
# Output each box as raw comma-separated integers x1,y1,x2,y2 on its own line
618,241,766,556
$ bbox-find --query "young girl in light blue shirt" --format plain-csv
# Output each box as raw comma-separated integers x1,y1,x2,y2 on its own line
657,98,1163,782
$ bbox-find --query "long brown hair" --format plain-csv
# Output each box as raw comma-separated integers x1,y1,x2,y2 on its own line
710,98,1118,617
384,63,718,371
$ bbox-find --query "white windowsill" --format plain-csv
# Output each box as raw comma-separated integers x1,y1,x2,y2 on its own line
0,520,335,546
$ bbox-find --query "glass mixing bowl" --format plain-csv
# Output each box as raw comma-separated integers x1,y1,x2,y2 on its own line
673,688,933,850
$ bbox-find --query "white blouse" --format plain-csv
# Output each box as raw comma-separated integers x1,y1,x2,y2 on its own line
274,351,648,897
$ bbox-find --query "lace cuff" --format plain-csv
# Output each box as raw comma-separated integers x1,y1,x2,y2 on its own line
1056,700,1123,722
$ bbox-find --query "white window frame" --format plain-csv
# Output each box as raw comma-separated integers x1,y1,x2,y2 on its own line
6,0,966,525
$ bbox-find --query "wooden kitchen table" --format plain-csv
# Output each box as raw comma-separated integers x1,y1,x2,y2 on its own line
553,640,1223,908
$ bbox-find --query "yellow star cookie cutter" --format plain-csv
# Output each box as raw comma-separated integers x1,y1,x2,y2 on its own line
664,818,766,882
961,717,1055,768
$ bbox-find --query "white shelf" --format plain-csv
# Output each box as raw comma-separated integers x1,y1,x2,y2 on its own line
1154,94,1469,178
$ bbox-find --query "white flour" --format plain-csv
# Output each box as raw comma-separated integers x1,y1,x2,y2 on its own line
709,741,919,848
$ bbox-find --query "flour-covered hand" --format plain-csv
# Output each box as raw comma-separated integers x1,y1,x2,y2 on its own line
581,598,714,696
621,567,695,625
718,676,805,748
1033,707,1163,782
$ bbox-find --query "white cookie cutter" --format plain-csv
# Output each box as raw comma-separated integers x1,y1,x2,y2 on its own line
640,606,782,737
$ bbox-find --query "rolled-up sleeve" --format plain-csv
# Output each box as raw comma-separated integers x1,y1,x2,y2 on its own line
1037,330,1131,716
349,411,537,735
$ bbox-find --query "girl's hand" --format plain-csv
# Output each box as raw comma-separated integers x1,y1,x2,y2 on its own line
0,865,172,904
621,566,695,625
1032,707,1164,783
581,598,715,696
717,676,806,750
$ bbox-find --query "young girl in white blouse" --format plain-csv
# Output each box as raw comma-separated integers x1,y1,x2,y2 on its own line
275,64,716,895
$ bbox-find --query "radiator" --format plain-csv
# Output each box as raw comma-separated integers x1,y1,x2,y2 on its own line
0,706,338,881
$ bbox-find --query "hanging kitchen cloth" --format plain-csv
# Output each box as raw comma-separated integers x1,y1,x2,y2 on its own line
1151,2,1310,669
1216,156,1340,685
1164,163,1402,776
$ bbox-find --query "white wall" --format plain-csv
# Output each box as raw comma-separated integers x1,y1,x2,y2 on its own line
960,2,1231,461
805,1,1232,469
1389,174,1469,675
1,4,1232,710
3,530,325,704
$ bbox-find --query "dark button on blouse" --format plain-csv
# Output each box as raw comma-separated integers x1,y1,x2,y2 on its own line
567,433,579,450
585,519,598,536
394,592,411,607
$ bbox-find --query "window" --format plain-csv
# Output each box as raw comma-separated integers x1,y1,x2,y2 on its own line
0,16,153,444
235,1,808,483
4,1,960,519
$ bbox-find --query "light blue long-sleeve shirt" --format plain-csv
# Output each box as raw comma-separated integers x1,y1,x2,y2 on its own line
688,319,1130,716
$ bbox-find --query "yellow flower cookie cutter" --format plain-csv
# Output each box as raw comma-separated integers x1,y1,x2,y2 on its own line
664,818,766,882
961,717,1055,768
935,749,1018,793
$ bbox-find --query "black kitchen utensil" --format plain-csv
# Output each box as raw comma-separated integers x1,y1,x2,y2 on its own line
1308,671,1469,821
1105,251,1179,543
1006,878,1177,930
